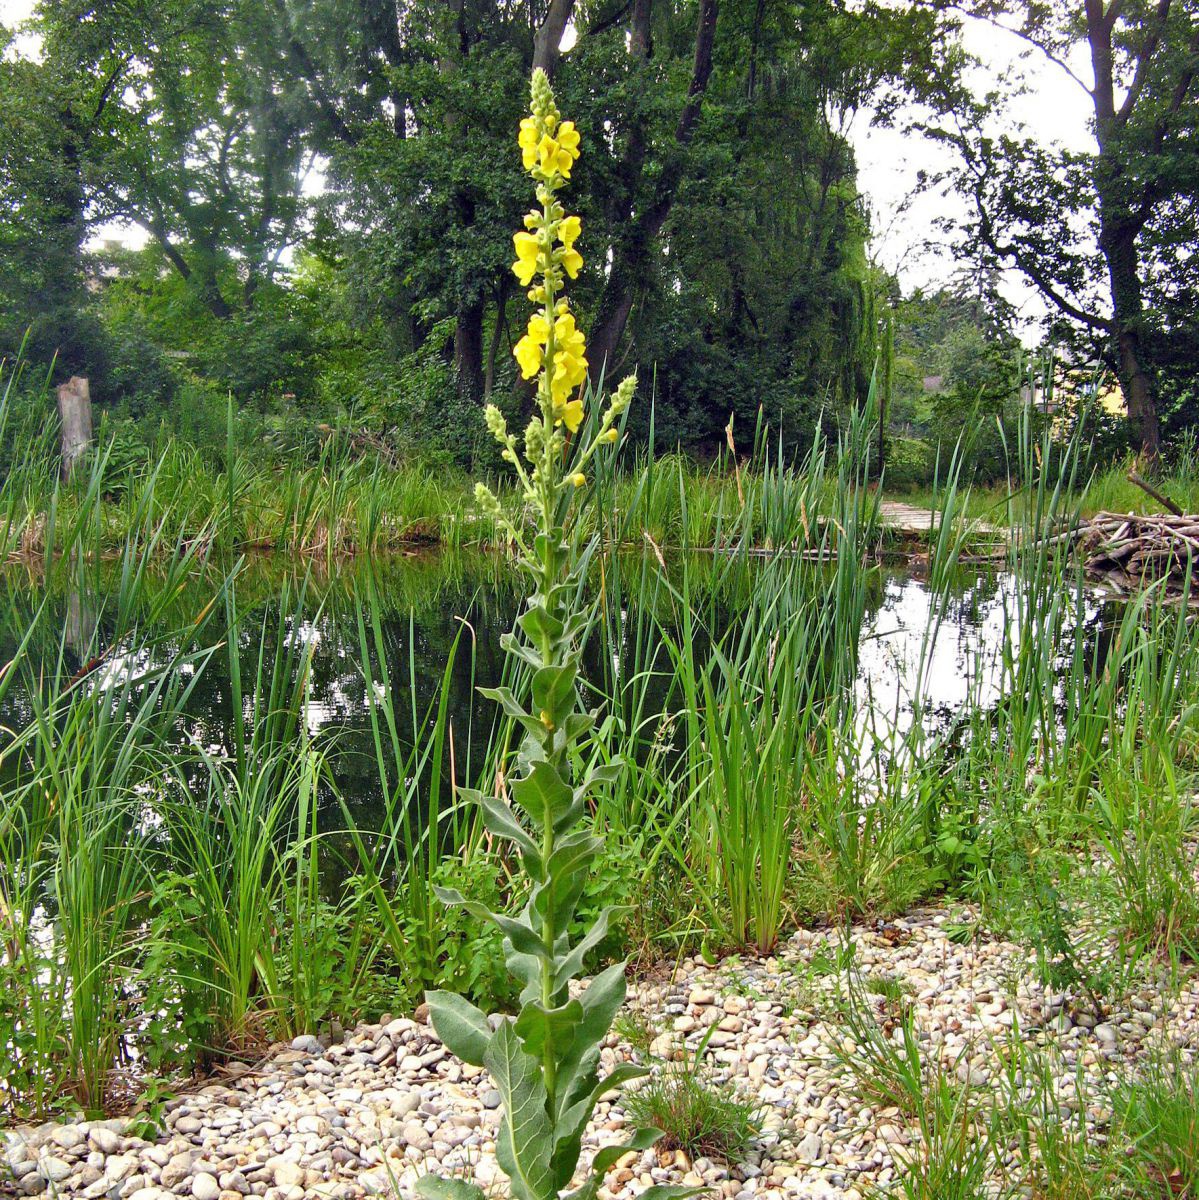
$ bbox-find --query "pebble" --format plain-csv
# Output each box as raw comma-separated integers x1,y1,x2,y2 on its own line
9,902,1197,1199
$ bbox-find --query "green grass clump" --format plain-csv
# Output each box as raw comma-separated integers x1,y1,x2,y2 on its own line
622,1046,762,1163
1112,1056,1199,1198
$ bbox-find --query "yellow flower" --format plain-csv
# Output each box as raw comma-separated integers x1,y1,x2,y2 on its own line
558,215,581,248
562,399,584,433
537,133,577,179
527,313,550,344
561,247,583,279
512,231,540,286
514,334,543,379
554,311,586,361
571,472,586,487
514,311,552,378
557,120,580,160
518,118,539,171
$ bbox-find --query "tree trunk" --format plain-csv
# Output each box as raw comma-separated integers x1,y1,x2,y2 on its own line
589,0,718,377
57,375,93,481
1086,0,1161,459
534,0,576,76
483,276,511,401
455,294,485,402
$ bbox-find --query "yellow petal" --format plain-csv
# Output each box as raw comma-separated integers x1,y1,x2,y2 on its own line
562,247,583,279
564,401,585,434
518,118,539,148
528,313,550,344
514,335,543,379
513,257,538,287
513,231,539,261
558,215,581,247
557,121,580,153
538,135,560,174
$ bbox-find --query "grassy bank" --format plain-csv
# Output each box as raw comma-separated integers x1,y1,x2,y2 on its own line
3,374,1199,1125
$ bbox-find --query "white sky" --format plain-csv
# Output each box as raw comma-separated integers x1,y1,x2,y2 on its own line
3,0,1095,339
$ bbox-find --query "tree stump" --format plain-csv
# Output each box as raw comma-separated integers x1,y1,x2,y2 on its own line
57,375,93,481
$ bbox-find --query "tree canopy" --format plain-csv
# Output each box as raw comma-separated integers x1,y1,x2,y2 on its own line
1,0,1194,469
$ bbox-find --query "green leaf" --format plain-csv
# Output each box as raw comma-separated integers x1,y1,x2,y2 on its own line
634,1186,710,1199
478,685,543,736
553,1062,649,1186
533,830,602,927
484,1021,556,1200
554,962,628,1114
513,997,582,1066
426,991,493,1068
510,759,574,828
556,905,625,989
498,632,545,670
590,1127,663,1176
561,1128,664,1200
518,603,564,647
414,1175,488,1200
434,887,550,962
478,793,542,866
532,662,577,725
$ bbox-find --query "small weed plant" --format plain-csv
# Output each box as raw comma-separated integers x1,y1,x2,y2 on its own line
622,1029,762,1164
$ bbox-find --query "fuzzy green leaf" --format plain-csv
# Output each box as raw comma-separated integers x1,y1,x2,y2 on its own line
510,759,575,828
634,1186,710,1199
485,1021,557,1200
562,1128,665,1200
478,685,542,734
532,662,577,725
518,603,565,647
553,1062,649,1187
477,793,542,866
434,887,550,962
426,991,493,1068
554,962,628,1115
555,904,624,989
513,997,582,1065
415,1175,489,1200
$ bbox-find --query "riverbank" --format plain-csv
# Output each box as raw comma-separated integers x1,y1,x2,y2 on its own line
6,898,1197,1200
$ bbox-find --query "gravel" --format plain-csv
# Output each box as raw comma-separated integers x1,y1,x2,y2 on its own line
6,903,1197,1199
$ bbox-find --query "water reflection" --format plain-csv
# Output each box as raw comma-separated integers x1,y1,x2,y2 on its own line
0,553,1121,834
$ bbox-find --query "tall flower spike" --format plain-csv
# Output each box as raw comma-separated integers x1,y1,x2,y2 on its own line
419,72,679,1200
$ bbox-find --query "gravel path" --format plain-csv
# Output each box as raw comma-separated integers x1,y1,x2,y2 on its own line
6,905,1197,1200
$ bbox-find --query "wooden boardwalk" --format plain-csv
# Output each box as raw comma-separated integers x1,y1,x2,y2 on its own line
878,501,939,536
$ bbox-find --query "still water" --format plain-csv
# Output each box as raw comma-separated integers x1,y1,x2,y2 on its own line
0,551,1105,831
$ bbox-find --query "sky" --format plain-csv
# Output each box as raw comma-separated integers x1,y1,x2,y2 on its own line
848,15,1095,335
2,0,1096,338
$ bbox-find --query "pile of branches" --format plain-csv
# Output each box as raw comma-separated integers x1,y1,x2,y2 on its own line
1074,511,1199,592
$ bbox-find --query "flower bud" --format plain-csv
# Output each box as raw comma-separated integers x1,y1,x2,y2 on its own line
484,404,507,441
610,373,637,416
474,482,501,515
571,472,586,488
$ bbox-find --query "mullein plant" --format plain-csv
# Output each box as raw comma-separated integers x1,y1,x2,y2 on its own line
416,71,701,1200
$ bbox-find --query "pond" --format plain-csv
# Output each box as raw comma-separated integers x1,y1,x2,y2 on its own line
0,549,1113,842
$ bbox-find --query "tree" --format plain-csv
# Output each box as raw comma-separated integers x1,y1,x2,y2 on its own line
0,24,115,374
33,0,314,323
917,0,1199,458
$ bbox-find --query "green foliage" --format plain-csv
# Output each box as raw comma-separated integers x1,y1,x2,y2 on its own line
622,1033,762,1163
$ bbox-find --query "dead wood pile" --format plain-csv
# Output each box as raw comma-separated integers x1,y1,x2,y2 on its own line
1074,511,1199,591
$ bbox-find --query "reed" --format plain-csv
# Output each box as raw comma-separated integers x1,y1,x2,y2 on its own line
6,376,1199,1127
